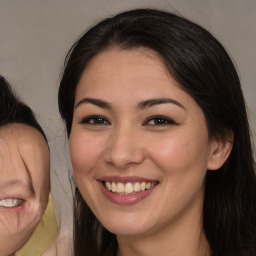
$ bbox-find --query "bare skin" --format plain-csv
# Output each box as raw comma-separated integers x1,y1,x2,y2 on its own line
0,123,50,256
70,48,232,256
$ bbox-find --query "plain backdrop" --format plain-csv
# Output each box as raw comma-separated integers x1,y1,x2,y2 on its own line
1,0,255,251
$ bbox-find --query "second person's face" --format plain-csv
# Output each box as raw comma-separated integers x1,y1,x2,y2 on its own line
70,48,216,239
0,123,50,255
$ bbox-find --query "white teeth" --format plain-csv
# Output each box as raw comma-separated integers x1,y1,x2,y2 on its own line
146,182,151,189
116,183,125,193
141,182,146,191
104,181,157,195
125,182,133,194
112,183,117,192
106,181,112,190
0,198,24,207
134,182,141,192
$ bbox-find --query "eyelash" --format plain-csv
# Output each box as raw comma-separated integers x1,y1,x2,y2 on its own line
80,115,110,125
80,115,176,126
143,115,177,126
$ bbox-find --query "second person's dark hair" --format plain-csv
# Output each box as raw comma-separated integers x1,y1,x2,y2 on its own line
0,75,47,142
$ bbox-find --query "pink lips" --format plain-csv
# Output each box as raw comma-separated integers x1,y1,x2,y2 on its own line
98,176,158,205
0,201,28,213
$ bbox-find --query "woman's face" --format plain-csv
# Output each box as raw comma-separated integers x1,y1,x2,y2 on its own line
0,123,50,255
70,48,219,238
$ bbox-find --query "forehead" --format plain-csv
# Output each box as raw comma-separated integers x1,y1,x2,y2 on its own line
82,47,167,81
76,48,199,110
0,123,49,173
76,48,180,97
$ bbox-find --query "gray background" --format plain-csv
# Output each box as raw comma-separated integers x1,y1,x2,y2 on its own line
1,0,255,251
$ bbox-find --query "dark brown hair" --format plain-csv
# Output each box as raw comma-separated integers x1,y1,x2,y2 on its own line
58,9,256,256
0,75,47,142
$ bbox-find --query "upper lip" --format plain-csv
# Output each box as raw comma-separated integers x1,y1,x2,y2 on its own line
98,176,159,183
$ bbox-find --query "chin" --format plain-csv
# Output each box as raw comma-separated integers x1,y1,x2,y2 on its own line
101,218,149,237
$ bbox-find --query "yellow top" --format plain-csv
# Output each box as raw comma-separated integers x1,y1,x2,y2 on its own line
15,193,59,256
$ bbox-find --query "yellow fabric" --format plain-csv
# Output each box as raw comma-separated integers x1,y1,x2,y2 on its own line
15,193,59,256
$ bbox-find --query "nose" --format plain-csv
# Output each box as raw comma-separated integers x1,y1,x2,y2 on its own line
105,126,146,169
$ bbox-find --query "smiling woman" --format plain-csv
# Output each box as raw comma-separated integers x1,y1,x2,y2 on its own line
0,75,58,256
58,9,256,256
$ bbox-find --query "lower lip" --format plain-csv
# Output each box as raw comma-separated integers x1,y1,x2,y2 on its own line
0,202,28,213
99,182,157,205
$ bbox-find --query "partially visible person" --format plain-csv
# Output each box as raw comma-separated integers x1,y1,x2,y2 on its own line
58,8,256,256
0,75,59,256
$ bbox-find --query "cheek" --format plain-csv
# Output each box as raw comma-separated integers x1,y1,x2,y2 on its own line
146,135,209,219
69,134,104,213
147,132,210,176
69,132,104,177
0,205,42,252
32,164,50,211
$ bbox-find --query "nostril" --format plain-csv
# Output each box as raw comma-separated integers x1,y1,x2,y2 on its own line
103,128,146,168
105,145,146,169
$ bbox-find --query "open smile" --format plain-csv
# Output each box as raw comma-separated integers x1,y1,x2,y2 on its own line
104,181,158,195
98,177,159,205
0,198,24,207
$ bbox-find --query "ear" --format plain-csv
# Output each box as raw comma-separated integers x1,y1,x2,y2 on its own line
207,130,233,171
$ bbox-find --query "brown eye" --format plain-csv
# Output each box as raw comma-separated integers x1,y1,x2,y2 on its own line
80,115,110,125
144,116,177,126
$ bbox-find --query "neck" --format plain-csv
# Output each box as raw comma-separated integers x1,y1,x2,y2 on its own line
116,193,210,256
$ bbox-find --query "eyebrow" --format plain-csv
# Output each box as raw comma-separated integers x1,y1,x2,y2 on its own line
137,98,185,110
75,97,185,110
75,98,112,109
